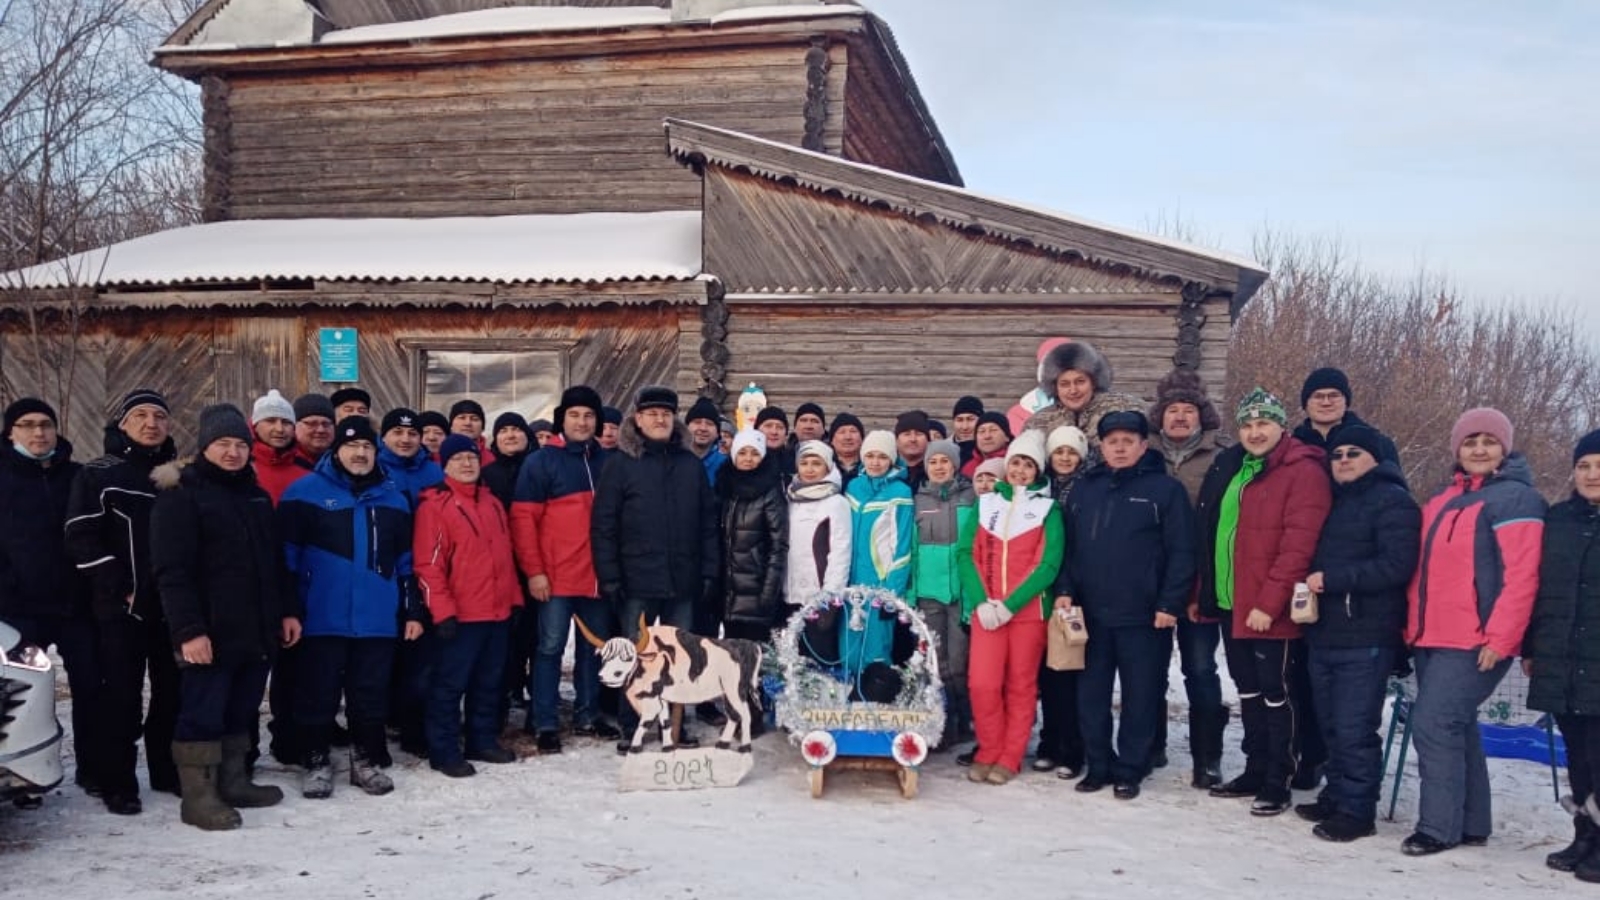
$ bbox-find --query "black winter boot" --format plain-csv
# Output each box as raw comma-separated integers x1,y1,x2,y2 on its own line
172,741,241,832
1551,814,1599,873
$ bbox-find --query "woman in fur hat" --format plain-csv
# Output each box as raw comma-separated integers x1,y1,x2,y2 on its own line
1022,340,1145,461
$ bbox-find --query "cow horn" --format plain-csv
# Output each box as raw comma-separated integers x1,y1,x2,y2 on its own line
635,613,651,655
573,615,606,649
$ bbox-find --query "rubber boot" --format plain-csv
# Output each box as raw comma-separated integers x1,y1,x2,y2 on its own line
172,741,242,832
218,734,283,808
1550,814,1599,873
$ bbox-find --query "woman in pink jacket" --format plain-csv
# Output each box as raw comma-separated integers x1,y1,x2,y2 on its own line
1402,409,1546,856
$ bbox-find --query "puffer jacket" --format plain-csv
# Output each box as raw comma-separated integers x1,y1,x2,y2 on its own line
785,471,851,605
278,454,417,638
1305,459,1420,649
511,436,608,598
64,424,179,621
717,455,788,625
845,466,913,593
1407,455,1546,657
252,440,308,505
150,457,291,665
590,418,719,601
958,479,1064,622
1525,496,1600,715
1056,449,1196,627
376,444,443,510
0,438,89,619
413,477,522,624
1195,437,1332,639
1292,411,1402,476
480,445,531,511
912,475,976,605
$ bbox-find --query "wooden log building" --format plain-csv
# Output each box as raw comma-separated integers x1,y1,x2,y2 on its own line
0,0,1266,454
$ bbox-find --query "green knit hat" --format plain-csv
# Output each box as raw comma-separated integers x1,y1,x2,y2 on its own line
1235,387,1287,426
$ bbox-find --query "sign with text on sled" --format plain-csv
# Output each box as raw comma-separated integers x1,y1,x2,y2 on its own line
319,328,359,383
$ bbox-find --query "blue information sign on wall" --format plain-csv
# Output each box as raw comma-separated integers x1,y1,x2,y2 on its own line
319,328,359,382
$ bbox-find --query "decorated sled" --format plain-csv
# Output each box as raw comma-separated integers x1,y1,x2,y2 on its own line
773,588,944,799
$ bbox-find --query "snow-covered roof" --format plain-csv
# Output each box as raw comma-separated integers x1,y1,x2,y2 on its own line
1,212,703,290
165,4,867,52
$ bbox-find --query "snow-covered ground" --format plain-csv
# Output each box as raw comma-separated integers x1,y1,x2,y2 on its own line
0,663,1580,899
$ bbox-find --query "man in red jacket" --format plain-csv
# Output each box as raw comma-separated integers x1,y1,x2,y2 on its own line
250,390,305,505
1194,387,1331,816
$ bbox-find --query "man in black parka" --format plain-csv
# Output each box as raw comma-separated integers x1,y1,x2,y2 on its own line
64,389,181,815
0,398,103,807
590,385,719,753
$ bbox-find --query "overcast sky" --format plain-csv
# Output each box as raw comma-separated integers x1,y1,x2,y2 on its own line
864,0,1597,318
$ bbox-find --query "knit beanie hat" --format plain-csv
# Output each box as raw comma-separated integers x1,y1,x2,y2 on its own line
1574,429,1600,465
1451,408,1513,453
4,398,56,438
1097,410,1149,440
634,385,679,413
1046,425,1089,459
974,457,1006,481
197,403,252,451
601,406,623,427
828,412,864,437
493,411,530,436
1235,387,1287,427
439,433,478,464
730,429,767,460
1300,367,1353,409
449,399,486,422
755,406,788,429
553,385,603,429
894,410,931,436
796,440,835,468
685,396,721,425
119,388,170,425
861,430,897,460
719,417,736,437
925,439,961,466
1148,369,1222,433
928,419,948,440
329,387,371,410
796,402,826,424
952,395,985,418
1005,430,1048,471
293,393,335,422
528,418,554,436
416,410,449,433
1327,423,1387,460
331,415,378,450
251,389,295,424
976,410,1013,439
381,408,420,435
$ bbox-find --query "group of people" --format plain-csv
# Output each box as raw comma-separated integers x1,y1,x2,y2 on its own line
0,341,1596,880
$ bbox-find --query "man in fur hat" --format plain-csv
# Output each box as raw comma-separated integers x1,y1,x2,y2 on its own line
1021,340,1145,461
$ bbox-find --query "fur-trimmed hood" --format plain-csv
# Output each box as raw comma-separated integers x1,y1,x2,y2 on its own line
1039,340,1115,395
615,415,693,458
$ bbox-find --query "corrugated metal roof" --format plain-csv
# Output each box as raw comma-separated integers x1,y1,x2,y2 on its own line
1,212,703,290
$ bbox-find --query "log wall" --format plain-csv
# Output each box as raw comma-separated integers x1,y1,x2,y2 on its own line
223,45,828,218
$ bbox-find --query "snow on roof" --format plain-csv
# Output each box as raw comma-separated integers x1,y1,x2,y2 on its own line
667,120,1265,276
312,5,865,48
1,212,703,290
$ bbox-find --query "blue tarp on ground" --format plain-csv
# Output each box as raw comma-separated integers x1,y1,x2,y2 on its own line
1481,721,1567,767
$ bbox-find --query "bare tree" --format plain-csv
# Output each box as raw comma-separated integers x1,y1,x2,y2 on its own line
1230,230,1600,497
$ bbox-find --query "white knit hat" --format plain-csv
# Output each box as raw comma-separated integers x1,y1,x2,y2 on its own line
731,429,767,460
1006,430,1048,471
252,389,295,424
861,430,897,460
1046,425,1088,460
796,439,835,468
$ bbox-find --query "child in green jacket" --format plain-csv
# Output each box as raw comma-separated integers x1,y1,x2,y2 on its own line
912,440,977,749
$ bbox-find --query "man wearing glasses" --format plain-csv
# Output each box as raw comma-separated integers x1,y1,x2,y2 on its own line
0,399,104,810
1292,368,1402,474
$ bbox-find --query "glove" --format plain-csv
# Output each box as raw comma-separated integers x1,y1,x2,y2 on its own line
434,616,459,641
975,600,1014,631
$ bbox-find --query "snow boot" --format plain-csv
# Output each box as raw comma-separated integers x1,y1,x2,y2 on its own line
218,734,283,808
1552,811,1600,873
1577,843,1600,884
351,729,395,796
1189,706,1226,789
172,741,241,832
302,750,334,799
